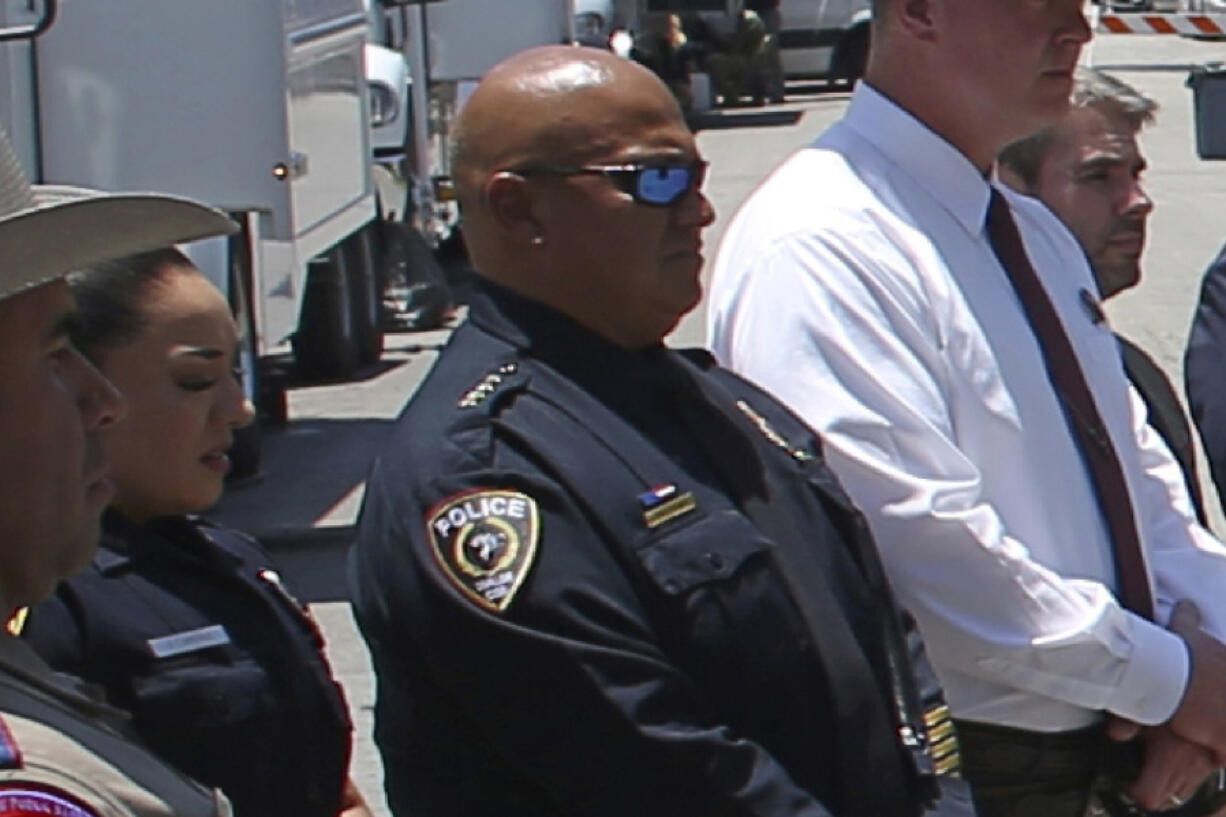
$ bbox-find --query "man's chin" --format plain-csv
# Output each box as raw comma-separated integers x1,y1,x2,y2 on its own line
1094,259,1142,299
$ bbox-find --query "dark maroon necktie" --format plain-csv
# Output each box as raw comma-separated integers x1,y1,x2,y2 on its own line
986,187,1154,619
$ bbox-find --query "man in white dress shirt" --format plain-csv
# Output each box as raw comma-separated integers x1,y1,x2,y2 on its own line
708,1,1226,815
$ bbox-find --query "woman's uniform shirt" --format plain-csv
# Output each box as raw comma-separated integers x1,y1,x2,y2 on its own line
21,510,352,817
0,632,232,817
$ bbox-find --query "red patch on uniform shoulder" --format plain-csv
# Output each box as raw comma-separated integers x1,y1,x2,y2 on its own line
0,784,101,817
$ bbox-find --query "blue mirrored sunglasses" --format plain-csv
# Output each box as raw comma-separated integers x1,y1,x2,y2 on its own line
513,160,708,207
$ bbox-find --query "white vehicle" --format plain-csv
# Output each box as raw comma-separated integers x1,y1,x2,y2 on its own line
374,0,575,244
777,0,871,80
0,0,424,470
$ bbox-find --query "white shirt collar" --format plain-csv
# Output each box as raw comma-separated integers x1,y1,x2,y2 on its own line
839,81,992,238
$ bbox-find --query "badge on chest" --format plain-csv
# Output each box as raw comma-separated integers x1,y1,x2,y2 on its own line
427,489,539,613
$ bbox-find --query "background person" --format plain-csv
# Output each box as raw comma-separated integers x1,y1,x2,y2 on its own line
706,9,774,106
19,249,371,817
0,126,236,817
744,0,785,102
999,67,1208,525
350,45,969,817
631,13,704,111
1184,244,1226,521
708,0,1226,814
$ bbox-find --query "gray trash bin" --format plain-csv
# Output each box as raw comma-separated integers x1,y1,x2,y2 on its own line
1188,63,1226,160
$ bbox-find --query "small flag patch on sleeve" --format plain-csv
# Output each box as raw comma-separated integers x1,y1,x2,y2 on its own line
638,484,697,528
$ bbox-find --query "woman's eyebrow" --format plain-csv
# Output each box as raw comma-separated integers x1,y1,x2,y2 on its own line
172,346,224,360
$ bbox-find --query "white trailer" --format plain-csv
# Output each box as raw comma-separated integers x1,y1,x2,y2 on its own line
0,0,422,471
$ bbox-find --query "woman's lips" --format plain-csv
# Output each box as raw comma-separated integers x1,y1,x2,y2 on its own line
200,448,232,474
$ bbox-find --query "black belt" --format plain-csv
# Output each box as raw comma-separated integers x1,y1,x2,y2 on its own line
955,719,1226,817
955,719,1102,797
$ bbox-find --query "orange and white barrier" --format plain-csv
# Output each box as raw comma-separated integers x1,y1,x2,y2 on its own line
1097,13,1226,35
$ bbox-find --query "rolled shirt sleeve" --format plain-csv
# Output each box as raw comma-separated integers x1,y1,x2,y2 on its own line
1131,379,1226,644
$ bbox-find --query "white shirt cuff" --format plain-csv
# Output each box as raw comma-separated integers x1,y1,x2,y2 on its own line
1106,617,1190,726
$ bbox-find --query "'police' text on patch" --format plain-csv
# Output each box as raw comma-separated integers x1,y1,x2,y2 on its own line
427,489,539,613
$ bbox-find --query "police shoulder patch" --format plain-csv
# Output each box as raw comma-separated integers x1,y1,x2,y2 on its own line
0,785,101,817
426,489,539,613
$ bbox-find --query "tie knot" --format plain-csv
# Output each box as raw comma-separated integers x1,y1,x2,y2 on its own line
985,186,1026,268
985,186,1010,232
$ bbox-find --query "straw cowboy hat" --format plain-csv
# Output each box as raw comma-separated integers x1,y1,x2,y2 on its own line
0,125,235,300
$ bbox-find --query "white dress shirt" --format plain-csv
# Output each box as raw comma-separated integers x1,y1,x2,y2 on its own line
708,82,1226,732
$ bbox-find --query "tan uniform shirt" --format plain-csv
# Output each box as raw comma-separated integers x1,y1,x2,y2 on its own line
0,634,230,817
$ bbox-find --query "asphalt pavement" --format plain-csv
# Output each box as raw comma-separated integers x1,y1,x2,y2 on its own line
210,32,1226,815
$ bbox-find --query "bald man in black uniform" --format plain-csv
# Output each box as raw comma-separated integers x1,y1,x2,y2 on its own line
349,45,971,817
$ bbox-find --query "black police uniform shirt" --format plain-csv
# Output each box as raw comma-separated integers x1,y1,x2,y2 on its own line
350,279,963,817
21,510,352,817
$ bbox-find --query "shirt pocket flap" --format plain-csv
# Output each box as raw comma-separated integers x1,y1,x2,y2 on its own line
637,509,770,596
132,657,271,728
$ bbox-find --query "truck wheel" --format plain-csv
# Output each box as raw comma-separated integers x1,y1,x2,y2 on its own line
293,247,361,379
345,226,385,365
382,220,454,331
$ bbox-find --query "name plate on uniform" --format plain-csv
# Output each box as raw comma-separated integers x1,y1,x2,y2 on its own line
146,624,231,659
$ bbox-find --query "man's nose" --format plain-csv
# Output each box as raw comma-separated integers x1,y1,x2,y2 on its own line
1060,2,1093,46
672,186,716,229
75,349,126,430
1122,181,1153,218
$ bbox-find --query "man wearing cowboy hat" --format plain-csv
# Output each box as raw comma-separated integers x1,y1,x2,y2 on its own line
0,126,239,817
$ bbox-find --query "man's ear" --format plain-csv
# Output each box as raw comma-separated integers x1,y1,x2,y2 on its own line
485,172,544,246
898,0,938,43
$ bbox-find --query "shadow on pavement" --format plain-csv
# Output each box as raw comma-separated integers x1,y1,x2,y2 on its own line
265,527,358,604
211,417,398,603
211,417,394,541
689,108,804,131
1093,63,1205,73
786,80,855,97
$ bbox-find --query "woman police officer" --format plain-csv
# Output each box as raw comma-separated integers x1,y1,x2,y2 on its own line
17,248,371,817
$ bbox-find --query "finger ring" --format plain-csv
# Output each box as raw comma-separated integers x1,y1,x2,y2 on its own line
1168,795,1186,807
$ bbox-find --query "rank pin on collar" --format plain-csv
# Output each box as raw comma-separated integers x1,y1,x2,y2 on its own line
1079,288,1106,325
639,483,697,529
735,400,814,462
